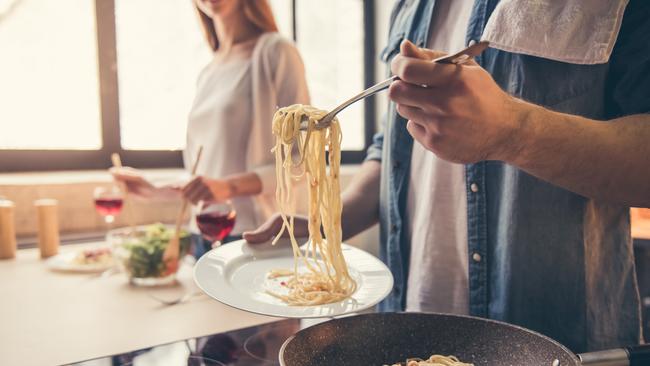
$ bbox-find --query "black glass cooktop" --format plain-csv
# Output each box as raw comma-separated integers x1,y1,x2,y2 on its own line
70,319,302,366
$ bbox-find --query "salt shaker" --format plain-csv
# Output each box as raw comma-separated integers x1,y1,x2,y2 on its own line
34,199,60,258
0,199,17,259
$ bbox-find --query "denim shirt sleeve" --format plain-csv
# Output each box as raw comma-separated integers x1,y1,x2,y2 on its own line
606,0,650,117
365,130,384,162
366,34,403,163
364,0,407,163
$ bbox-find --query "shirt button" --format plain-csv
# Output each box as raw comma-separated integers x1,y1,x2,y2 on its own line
391,224,398,233
472,252,482,262
393,160,400,169
470,183,479,193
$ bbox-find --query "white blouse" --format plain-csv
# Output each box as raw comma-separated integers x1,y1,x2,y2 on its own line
184,32,310,235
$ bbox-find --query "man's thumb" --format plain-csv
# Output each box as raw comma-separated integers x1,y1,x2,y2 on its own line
400,39,427,59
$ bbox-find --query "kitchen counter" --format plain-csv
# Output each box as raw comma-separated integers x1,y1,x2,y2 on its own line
633,218,650,242
632,208,650,238
0,242,277,366
2,213,646,366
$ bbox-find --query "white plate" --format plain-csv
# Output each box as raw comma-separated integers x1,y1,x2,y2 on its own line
45,251,114,273
193,238,393,318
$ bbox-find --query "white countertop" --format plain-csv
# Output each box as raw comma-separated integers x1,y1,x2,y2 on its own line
0,242,277,366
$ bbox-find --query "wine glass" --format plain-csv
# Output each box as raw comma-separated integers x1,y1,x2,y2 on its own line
196,200,237,250
93,185,124,224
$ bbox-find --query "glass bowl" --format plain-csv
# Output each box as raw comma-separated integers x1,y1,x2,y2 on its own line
108,223,191,286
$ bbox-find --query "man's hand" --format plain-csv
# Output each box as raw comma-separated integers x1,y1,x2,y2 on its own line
242,213,309,244
182,176,232,205
390,42,650,207
389,40,524,163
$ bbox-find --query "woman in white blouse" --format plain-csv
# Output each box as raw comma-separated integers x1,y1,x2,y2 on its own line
112,0,309,256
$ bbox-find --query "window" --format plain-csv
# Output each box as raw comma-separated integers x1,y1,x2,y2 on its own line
115,0,211,151
268,0,293,39
272,0,376,160
0,0,375,172
295,0,365,151
0,0,102,150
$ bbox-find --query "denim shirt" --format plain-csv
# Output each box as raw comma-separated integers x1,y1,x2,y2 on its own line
367,0,649,353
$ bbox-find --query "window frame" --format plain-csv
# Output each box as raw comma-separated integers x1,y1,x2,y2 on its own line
0,0,375,172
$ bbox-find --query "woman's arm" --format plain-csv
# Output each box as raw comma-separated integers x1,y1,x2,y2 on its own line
271,37,310,108
181,173,263,204
111,167,181,201
251,35,311,197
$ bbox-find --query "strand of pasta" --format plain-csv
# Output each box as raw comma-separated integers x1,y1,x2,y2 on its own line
268,104,356,306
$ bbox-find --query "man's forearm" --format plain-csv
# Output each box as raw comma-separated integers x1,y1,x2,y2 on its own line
341,160,381,240
506,101,650,207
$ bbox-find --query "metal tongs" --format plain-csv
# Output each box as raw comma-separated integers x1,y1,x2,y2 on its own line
298,41,489,131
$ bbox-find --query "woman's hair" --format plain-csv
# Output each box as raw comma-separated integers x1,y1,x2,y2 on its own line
196,0,279,51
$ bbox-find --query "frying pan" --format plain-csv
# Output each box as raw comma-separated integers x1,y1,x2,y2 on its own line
279,312,650,366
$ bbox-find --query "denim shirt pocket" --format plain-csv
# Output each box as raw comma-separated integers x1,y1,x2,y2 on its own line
485,49,608,116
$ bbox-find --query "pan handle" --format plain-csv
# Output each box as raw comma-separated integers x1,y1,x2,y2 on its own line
626,344,650,366
578,344,650,366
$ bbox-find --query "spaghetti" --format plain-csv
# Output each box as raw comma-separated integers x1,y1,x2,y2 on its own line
268,104,356,306
388,355,474,366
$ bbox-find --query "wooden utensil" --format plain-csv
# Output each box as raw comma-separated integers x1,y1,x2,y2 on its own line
163,146,203,272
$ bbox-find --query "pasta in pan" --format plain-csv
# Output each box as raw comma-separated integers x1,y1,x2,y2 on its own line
388,355,474,366
268,104,356,306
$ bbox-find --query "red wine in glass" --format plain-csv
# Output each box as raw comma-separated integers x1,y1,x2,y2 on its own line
196,202,236,245
93,185,124,224
94,198,124,217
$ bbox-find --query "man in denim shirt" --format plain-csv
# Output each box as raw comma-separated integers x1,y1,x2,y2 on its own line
246,0,648,352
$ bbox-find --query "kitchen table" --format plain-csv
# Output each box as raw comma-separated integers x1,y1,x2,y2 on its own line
0,242,277,366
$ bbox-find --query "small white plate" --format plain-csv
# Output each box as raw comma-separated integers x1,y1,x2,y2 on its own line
45,251,114,273
193,239,393,318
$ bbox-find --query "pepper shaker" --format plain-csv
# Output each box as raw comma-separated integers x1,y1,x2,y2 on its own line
0,199,17,259
34,199,60,258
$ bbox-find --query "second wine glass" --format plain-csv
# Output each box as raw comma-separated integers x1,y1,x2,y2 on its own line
196,200,237,250
94,185,124,225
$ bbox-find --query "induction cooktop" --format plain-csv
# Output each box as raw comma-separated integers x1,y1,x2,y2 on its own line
69,319,302,366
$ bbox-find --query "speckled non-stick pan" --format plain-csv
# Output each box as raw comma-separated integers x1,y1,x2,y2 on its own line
279,312,650,366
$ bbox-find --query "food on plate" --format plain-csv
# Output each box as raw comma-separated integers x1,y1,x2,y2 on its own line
72,247,113,266
387,355,474,366
111,223,190,280
268,104,356,306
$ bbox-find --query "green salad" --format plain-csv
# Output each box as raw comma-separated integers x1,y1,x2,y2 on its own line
115,223,191,278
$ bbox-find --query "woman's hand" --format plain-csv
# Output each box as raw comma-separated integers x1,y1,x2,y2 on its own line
181,176,233,204
242,213,309,244
110,167,157,198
